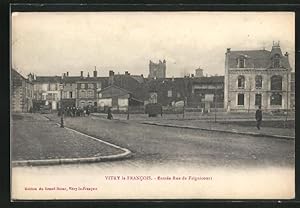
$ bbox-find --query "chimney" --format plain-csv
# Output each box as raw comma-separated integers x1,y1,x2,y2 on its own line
108,70,114,85
125,71,130,75
93,70,97,77
109,70,114,77
191,74,194,78
226,48,231,53
141,74,144,77
285,52,289,57
87,72,90,77
66,72,69,77
80,71,83,77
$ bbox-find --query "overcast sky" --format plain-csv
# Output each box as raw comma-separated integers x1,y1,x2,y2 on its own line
12,12,295,78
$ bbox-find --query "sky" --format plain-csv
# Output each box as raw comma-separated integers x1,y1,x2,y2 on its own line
12,12,295,78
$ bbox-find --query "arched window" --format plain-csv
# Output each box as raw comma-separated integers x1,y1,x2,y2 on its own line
271,75,282,90
273,54,281,68
237,75,245,88
270,93,282,105
255,75,263,89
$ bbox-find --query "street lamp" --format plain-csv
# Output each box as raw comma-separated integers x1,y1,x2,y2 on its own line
60,83,64,128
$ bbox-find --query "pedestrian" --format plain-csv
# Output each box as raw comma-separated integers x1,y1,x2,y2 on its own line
107,107,113,120
255,105,262,130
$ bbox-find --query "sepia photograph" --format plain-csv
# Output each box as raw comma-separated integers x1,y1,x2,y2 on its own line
11,11,295,200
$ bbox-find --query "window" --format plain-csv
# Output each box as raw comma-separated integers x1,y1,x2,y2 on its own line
167,90,172,97
88,83,94,89
81,83,85,89
271,75,282,90
69,91,73,98
238,57,245,68
97,83,101,90
273,54,281,68
87,90,94,98
237,94,244,106
270,93,282,105
255,75,263,89
49,84,57,91
237,75,245,89
255,94,262,106
79,90,86,98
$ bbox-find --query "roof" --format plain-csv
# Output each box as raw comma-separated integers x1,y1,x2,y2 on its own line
99,85,132,98
34,76,62,83
130,75,145,83
228,47,291,69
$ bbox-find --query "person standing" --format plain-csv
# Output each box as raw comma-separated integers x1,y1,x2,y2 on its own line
107,107,113,120
255,105,262,130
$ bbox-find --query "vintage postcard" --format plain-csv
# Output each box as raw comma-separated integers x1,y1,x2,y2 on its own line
11,11,295,200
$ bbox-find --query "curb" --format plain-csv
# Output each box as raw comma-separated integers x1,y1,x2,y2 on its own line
12,120,132,167
141,122,295,140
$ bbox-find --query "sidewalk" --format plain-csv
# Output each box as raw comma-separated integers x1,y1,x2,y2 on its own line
92,112,295,122
11,113,130,166
141,119,295,139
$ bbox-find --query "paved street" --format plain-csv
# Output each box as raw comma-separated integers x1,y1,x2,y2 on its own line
11,114,124,161
46,113,294,169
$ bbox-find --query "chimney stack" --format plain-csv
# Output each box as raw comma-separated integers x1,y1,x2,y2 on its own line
93,70,97,77
80,71,83,77
109,70,114,77
285,52,289,57
66,72,69,77
226,48,231,53
125,71,130,75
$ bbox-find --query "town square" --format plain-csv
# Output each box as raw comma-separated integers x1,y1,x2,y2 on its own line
11,12,295,199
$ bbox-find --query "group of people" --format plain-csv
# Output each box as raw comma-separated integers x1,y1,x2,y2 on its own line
58,106,114,120
58,106,91,117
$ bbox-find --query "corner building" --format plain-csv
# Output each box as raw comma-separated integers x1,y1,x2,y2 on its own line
224,42,292,112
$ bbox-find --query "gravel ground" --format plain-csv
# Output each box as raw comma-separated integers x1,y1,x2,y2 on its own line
46,113,294,168
11,114,124,161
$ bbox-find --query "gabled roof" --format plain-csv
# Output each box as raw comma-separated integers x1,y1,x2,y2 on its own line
98,85,132,98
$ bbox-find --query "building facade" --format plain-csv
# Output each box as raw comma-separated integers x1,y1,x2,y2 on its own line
11,69,34,112
224,42,292,112
148,59,166,78
32,76,61,110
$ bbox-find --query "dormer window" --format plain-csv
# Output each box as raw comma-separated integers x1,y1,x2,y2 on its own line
273,54,281,68
238,57,245,68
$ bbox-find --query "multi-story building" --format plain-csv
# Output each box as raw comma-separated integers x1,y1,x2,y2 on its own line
32,76,61,110
11,69,34,112
75,70,102,108
148,59,166,78
224,42,292,112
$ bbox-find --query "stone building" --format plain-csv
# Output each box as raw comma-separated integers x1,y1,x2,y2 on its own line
224,42,292,112
32,76,61,110
75,70,102,108
11,69,34,112
148,59,166,78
